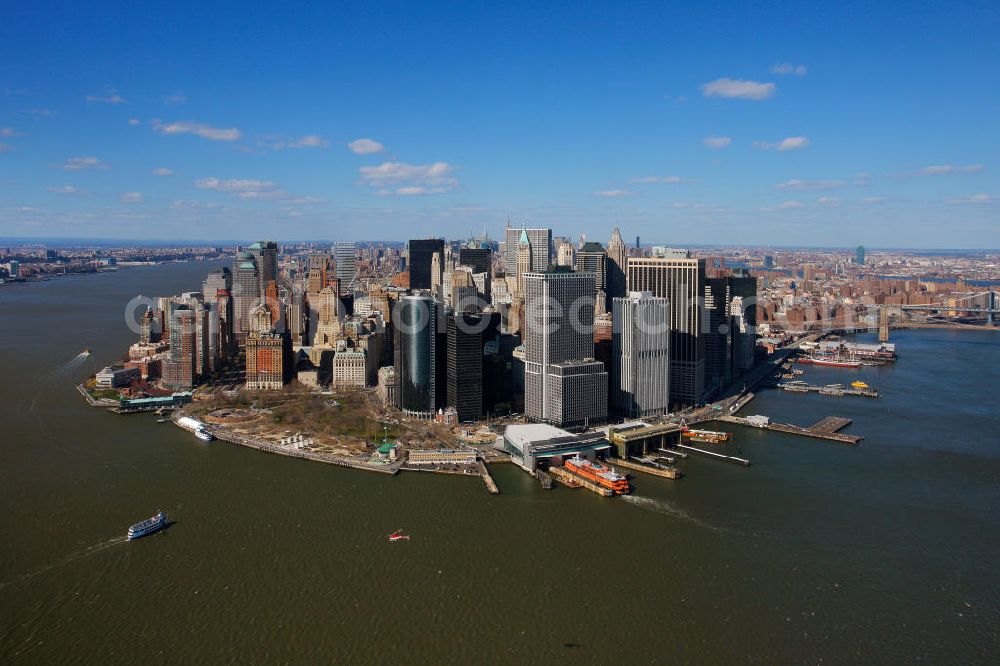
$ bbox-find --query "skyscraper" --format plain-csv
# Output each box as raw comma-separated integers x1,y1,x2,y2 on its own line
855,245,865,266
524,270,607,428
232,252,259,345
612,292,670,418
505,226,551,275
408,239,444,290
627,257,706,407
163,306,196,390
447,312,484,422
334,242,357,293
245,304,285,390
606,228,628,300
395,292,437,418
575,242,607,292
248,241,278,294
458,246,492,299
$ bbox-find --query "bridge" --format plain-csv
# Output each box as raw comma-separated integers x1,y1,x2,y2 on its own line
896,290,1000,325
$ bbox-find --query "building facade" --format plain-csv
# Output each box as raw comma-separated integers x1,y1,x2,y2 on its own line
523,270,607,428
612,292,670,418
626,256,706,407
505,226,551,275
394,292,437,418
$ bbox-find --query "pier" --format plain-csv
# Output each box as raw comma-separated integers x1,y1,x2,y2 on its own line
718,414,862,445
778,382,879,398
608,456,682,479
478,461,500,495
675,443,751,466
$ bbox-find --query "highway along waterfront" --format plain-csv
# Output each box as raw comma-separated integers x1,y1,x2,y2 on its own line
1,261,998,662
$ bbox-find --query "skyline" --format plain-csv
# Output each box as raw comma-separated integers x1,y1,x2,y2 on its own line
2,1,999,247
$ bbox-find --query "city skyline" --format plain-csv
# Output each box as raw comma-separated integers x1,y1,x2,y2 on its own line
2,2,998,247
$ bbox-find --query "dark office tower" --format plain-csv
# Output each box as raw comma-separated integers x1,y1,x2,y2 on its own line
627,257,707,408
635,236,640,251
704,278,733,396
459,246,493,299
524,270,607,428
394,293,437,418
606,228,628,299
248,241,278,294
163,307,196,390
575,242,607,292
504,226,552,275
447,313,484,422
727,269,758,375
216,290,234,359
855,245,865,266
764,255,775,268
232,253,260,345
408,239,444,290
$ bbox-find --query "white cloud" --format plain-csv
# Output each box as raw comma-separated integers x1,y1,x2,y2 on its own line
594,189,633,198
153,120,241,141
774,178,845,190
359,161,457,194
860,196,886,204
61,156,109,170
153,167,173,176
918,164,984,176
0,143,11,153
47,185,82,194
777,200,804,209
629,175,688,184
854,171,872,185
127,118,141,126
755,136,810,151
85,91,127,104
278,134,330,149
195,177,277,192
701,78,776,100
0,127,23,137
702,136,732,149
120,192,143,203
770,62,808,76
163,94,187,105
817,196,841,206
948,193,995,205
348,138,385,155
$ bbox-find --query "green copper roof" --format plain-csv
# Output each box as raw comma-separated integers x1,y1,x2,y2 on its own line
580,242,605,252
519,228,530,244
247,241,263,250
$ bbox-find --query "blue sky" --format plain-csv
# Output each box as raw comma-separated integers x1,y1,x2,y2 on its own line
1,0,998,247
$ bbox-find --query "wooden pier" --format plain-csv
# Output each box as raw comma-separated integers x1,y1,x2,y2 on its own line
478,461,500,495
718,415,862,445
608,456,682,479
534,469,554,489
778,382,879,398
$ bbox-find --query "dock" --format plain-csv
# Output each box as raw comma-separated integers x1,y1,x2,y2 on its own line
608,456,682,479
718,414,862,445
478,461,500,495
548,466,613,496
675,444,751,466
778,382,879,398
534,469,554,489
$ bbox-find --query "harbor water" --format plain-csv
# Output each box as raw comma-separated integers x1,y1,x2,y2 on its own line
1,261,998,663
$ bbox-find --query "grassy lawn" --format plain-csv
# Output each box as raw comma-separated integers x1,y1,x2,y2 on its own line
88,388,120,401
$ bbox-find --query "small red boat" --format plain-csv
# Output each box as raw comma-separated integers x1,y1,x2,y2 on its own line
388,529,410,542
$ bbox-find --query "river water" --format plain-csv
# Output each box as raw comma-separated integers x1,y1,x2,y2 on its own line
1,260,998,663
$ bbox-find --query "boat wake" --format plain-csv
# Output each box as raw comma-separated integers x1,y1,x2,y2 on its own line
618,495,731,534
0,535,128,591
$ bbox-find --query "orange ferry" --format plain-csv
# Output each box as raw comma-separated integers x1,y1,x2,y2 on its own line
563,455,631,495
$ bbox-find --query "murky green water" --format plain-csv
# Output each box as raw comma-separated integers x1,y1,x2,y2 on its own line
2,261,998,663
